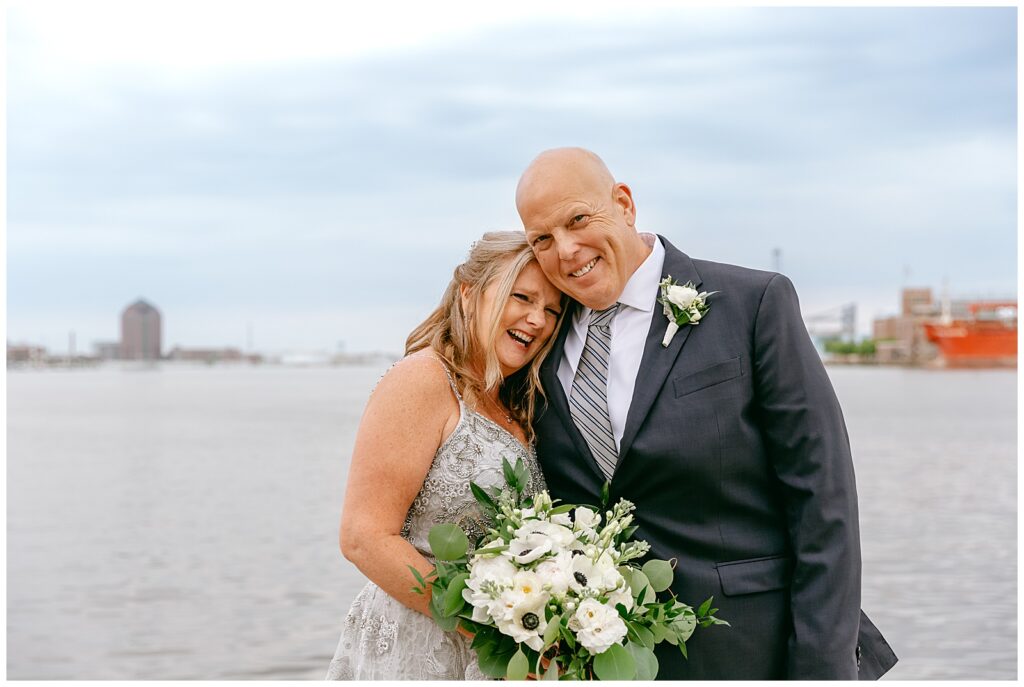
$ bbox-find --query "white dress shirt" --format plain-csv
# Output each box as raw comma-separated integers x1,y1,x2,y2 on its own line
557,233,666,451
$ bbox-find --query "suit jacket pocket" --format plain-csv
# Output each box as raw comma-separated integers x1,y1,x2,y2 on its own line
673,356,742,398
715,554,792,596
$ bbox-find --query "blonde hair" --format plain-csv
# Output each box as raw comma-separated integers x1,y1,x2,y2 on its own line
405,231,565,440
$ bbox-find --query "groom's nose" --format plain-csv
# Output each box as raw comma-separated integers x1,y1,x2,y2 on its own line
555,233,580,262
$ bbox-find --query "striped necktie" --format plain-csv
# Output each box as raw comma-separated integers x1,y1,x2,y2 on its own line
569,304,620,480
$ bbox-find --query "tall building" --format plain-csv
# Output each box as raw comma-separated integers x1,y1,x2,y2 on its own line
121,299,162,360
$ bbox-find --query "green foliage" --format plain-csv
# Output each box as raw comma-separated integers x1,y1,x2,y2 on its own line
506,648,529,680
824,338,878,356
642,559,674,593
442,573,469,617
428,524,468,561
593,643,636,680
626,642,659,680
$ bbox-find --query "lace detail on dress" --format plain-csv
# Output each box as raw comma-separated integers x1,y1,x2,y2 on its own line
400,409,543,548
326,355,546,680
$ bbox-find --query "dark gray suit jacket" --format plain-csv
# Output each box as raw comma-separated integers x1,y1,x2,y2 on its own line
533,236,897,679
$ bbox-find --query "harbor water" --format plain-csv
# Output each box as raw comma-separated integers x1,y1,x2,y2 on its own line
6,364,1016,679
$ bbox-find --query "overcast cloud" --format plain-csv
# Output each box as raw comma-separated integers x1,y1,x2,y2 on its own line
7,4,1016,354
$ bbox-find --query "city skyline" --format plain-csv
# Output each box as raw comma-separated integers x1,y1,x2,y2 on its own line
8,4,1017,353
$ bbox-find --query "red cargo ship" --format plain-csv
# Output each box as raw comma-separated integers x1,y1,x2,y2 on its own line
922,301,1017,367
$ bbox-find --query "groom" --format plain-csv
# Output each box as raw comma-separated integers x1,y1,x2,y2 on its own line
516,147,897,680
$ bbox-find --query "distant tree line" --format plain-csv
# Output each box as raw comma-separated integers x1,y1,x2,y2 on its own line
824,339,877,356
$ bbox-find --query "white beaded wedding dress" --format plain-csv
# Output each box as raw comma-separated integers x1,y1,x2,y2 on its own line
326,363,546,680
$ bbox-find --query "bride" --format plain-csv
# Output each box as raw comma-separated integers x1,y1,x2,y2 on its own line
326,231,565,679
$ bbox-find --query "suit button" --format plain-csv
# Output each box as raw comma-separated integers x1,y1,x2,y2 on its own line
856,645,862,668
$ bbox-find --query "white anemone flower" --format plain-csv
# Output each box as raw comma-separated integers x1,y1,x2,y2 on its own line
503,531,554,564
569,552,623,594
496,592,550,651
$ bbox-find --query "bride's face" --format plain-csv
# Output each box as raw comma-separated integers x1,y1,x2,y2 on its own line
474,261,562,377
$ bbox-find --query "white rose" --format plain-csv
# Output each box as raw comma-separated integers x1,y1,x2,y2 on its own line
534,550,574,597
605,585,634,613
462,554,517,622
573,598,628,654
550,512,572,527
665,284,698,310
468,553,516,585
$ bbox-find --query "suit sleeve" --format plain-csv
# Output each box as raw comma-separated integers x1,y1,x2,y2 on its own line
752,273,861,679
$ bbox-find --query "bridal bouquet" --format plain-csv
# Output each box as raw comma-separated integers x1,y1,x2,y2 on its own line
410,458,728,680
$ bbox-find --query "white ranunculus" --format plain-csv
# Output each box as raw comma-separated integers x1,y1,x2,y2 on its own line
550,511,572,527
605,585,634,613
665,284,699,310
534,550,574,597
462,554,517,622
573,598,628,654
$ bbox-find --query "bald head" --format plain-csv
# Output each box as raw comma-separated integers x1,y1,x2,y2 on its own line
515,147,616,214
515,147,650,310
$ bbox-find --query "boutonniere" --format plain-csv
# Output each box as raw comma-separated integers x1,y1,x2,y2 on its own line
657,276,718,347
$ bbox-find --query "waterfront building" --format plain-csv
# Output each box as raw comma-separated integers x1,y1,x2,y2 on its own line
167,346,244,363
7,342,48,365
872,288,938,364
93,341,120,360
121,299,162,360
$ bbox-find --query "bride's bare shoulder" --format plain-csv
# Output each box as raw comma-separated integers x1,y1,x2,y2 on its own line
369,349,457,412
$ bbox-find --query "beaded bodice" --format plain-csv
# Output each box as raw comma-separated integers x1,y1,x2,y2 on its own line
399,362,546,553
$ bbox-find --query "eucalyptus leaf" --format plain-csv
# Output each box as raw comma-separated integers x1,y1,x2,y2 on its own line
628,569,651,597
429,593,459,632
543,659,560,680
628,622,655,649
477,643,517,678
428,524,469,561
443,573,469,617
672,611,697,643
642,559,674,593
593,643,636,680
626,642,660,680
542,614,562,647
506,649,529,680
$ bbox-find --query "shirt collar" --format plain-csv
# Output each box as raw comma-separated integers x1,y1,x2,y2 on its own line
617,232,665,313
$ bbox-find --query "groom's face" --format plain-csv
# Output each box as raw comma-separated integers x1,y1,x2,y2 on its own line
519,175,639,311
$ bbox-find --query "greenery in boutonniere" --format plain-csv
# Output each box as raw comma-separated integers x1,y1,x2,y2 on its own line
658,276,718,347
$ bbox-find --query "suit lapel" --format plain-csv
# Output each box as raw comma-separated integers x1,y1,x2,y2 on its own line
539,301,608,482
617,237,703,463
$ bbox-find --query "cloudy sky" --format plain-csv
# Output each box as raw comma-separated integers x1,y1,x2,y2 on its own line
7,2,1017,355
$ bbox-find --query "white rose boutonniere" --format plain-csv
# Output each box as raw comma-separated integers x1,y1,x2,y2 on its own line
658,275,718,347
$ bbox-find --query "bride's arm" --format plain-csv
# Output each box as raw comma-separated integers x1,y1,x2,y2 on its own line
338,353,459,617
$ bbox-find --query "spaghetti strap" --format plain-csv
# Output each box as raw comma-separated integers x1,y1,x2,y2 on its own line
434,356,463,403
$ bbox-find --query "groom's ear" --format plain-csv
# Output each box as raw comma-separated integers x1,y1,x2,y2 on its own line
613,183,636,228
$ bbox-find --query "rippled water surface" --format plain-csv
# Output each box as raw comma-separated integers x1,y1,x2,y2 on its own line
7,364,1016,679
